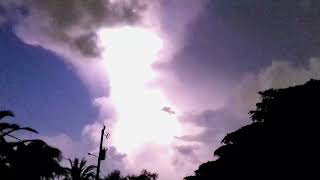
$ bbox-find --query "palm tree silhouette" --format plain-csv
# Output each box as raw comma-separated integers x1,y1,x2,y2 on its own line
0,110,38,140
10,139,65,179
0,110,65,180
64,158,96,180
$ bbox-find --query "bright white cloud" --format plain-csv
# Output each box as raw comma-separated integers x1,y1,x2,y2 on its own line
97,26,182,153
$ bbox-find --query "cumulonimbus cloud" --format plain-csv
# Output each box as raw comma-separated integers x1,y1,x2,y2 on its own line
4,1,319,179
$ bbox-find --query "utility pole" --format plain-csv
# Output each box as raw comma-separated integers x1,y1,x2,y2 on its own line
95,125,106,180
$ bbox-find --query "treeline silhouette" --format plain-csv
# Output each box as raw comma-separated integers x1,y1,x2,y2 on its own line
184,79,320,180
1,79,320,179
0,110,158,180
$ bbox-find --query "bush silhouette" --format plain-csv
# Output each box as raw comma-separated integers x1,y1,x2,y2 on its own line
185,79,320,180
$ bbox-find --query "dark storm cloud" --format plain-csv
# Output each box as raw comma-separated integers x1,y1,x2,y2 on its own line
165,0,320,151
73,33,101,57
172,145,200,167
168,0,320,83
178,109,246,144
0,4,8,24
0,15,5,24
177,57,320,147
175,145,198,156
0,0,148,58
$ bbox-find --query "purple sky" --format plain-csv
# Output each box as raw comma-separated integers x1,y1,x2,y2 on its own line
1,0,320,179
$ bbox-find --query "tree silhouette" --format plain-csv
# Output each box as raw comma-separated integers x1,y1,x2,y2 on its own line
185,79,320,180
103,169,158,180
0,110,65,180
63,158,96,180
103,170,124,180
126,170,158,180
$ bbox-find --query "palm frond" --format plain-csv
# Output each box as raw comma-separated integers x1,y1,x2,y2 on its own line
0,110,14,120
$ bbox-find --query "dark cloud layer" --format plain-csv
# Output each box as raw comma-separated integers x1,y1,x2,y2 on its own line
178,108,246,145
0,0,148,58
176,57,320,158
168,0,320,83
172,145,200,168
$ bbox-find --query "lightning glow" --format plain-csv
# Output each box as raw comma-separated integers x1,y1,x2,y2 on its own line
98,26,182,153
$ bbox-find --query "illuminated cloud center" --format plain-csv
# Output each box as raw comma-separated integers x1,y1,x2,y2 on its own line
98,27,181,153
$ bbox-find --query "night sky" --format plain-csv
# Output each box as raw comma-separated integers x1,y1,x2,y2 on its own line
1,0,320,179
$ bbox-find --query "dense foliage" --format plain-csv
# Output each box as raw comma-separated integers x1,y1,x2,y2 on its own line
185,79,320,180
